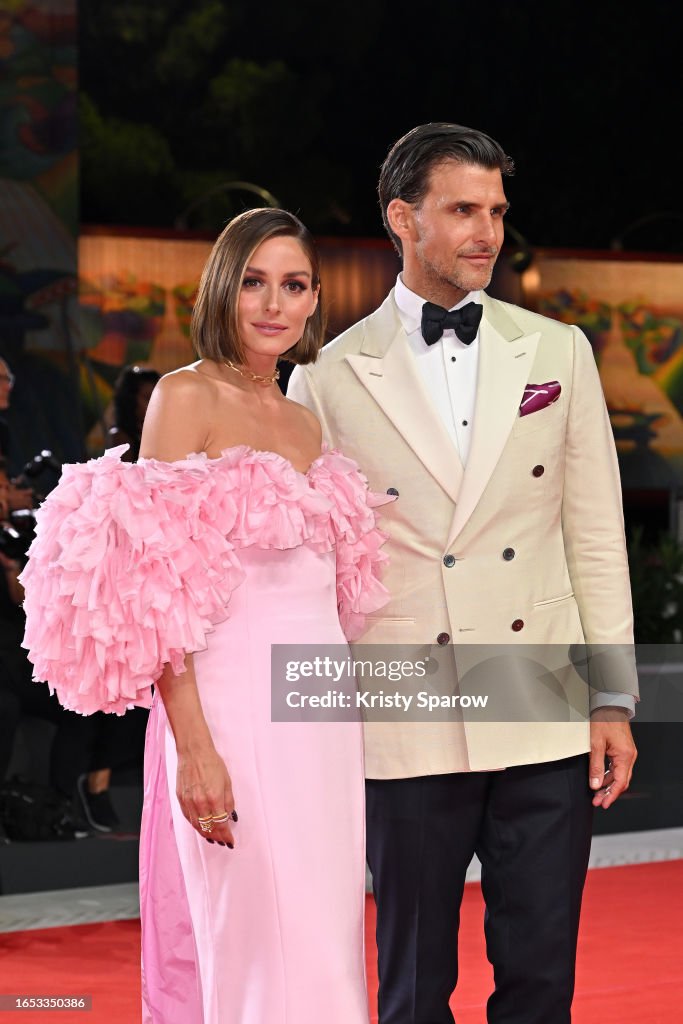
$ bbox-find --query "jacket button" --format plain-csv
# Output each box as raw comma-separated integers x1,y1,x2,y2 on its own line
436,632,450,645
387,487,399,496
532,465,545,477
443,554,456,567
503,547,515,560
511,619,524,632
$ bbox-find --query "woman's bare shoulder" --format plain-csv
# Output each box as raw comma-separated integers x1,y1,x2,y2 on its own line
140,364,218,460
286,396,322,445
154,362,215,397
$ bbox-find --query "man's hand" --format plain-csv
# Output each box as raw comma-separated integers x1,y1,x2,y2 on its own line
589,708,637,809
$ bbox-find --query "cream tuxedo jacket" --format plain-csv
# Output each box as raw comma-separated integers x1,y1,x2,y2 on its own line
288,291,638,776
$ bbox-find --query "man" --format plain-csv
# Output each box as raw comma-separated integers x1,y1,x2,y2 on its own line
288,123,638,1023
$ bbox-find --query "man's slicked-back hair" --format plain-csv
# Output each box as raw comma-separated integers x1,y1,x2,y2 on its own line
378,122,515,255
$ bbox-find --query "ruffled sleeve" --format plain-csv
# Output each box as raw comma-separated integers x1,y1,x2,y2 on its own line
20,447,245,715
309,451,395,641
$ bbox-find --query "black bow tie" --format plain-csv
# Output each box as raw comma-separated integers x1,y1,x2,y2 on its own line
421,300,483,346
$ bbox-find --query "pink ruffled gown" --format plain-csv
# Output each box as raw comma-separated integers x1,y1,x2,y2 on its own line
20,445,392,1024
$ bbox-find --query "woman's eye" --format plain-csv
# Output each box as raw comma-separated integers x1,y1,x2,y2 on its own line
242,277,261,288
285,280,306,293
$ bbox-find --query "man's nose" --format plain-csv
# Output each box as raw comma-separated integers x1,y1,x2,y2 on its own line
475,215,499,246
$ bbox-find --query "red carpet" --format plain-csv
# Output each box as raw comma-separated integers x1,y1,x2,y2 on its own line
1,861,681,1023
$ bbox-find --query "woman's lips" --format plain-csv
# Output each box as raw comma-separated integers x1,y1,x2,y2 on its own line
251,322,288,335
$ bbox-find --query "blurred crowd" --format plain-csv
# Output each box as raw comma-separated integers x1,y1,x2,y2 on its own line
0,363,160,843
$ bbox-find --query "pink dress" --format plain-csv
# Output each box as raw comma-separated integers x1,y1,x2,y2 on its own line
20,445,392,1024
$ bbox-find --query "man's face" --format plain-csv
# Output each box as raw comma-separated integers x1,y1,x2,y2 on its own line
402,160,509,299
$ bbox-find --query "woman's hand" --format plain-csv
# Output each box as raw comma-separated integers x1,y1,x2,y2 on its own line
155,653,237,848
176,743,237,847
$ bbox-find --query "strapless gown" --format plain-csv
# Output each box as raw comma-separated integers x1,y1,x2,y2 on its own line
20,445,393,1024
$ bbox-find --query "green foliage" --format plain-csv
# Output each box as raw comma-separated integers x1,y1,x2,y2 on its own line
79,0,350,231
155,1,231,85
80,95,177,222
628,527,683,643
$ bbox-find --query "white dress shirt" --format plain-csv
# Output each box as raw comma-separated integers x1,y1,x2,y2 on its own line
395,275,480,464
393,274,635,719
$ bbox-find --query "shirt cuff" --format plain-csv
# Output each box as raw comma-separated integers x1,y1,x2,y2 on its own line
590,690,636,719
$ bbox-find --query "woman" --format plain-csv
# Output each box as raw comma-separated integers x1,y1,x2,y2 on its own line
21,209,392,1023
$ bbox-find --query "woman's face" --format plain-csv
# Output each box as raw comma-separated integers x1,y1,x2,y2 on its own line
237,236,319,362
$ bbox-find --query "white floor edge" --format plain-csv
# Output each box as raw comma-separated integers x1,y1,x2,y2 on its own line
1,827,682,934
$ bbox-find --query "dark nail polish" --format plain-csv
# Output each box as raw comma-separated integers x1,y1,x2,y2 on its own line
206,838,215,845
231,810,238,822
227,842,234,849
217,841,226,847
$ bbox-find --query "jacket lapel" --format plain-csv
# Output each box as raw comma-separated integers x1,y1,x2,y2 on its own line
345,293,464,502
446,294,540,548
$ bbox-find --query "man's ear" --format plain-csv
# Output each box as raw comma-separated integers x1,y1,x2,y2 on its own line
387,198,417,245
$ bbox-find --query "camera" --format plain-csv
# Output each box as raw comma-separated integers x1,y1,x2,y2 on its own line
14,449,62,502
0,450,60,565
0,509,37,564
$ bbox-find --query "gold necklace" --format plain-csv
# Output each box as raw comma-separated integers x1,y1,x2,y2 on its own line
224,359,280,386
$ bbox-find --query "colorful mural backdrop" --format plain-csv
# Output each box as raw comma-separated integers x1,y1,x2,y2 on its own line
78,231,399,452
525,254,683,489
0,0,81,473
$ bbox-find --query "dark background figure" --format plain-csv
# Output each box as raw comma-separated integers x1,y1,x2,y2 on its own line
0,356,65,812
76,365,160,831
0,690,20,842
0,358,35,513
0,455,92,838
107,365,161,462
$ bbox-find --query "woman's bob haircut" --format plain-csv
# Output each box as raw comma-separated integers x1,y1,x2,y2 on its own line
192,207,325,366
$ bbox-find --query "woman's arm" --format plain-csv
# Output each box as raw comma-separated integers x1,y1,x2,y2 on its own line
156,659,236,847
141,371,236,847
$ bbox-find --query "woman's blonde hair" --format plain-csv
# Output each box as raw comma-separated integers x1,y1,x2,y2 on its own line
192,208,324,365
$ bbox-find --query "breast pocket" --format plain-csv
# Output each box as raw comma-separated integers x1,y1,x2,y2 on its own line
506,401,566,498
509,397,565,439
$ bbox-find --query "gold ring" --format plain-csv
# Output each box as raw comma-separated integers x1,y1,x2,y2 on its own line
211,812,230,824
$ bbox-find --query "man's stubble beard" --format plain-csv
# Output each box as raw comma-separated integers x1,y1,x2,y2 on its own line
417,249,496,299
414,225,499,298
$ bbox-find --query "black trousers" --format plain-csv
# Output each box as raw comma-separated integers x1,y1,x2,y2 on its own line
0,689,20,781
366,754,593,1024
1,644,93,796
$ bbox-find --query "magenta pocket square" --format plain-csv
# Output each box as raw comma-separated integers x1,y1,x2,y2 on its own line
519,381,561,417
